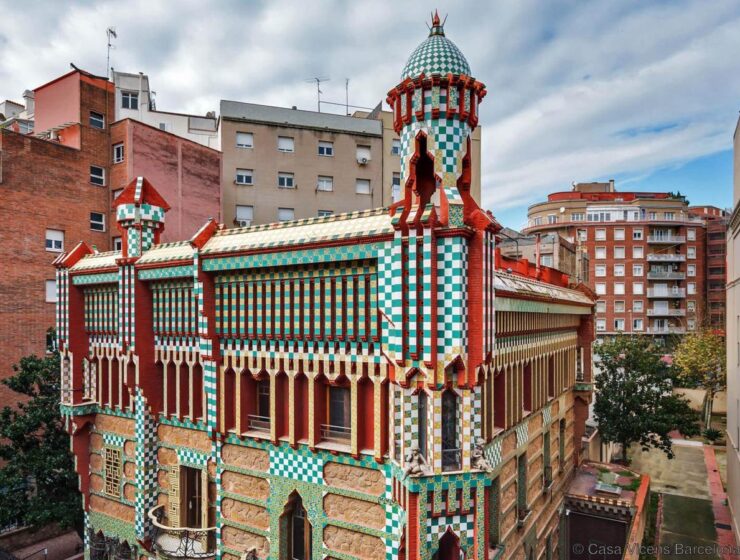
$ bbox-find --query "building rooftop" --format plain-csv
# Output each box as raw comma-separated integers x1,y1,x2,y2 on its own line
219,100,382,136
567,462,648,508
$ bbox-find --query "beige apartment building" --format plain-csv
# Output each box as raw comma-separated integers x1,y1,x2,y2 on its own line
220,102,482,226
727,114,740,544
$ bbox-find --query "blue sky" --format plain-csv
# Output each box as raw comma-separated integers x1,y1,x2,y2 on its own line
1,0,738,231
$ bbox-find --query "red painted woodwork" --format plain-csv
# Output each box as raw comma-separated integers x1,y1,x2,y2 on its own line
357,377,374,453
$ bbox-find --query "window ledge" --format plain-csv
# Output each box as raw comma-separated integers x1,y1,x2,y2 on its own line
315,440,351,454
241,429,272,441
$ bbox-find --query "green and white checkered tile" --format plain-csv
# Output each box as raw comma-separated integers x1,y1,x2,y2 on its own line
425,513,476,544
437,237,467,359
484,438,503,469
516,420,530,447
472,386,482,441
542,404,552,426
402,34,471,79
133,390,158,540
102,432,126,448
383,468,404,560
177,448,209,467
269,447,324,485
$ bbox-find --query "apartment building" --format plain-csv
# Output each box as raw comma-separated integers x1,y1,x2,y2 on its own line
525,181,707,339
112,71,219,148
0,68,220,400
726,114,740,545
220,101,384,226
690,205,728,330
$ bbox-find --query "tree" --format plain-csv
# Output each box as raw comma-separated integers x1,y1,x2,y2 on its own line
673,328,726,428
0,351,82,532
594,335,699,460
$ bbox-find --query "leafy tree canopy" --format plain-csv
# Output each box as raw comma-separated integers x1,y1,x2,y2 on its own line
0,352,82,531
594,335,699,460
673,329,726,392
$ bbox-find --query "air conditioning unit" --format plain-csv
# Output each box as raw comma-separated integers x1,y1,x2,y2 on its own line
358,157,369,165
237,220,252,227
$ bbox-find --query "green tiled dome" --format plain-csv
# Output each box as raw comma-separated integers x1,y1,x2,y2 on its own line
401,21,471,80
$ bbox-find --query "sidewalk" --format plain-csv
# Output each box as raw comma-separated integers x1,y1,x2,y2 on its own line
703,445,738,560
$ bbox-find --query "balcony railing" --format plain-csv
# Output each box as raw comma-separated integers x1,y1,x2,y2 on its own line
247,414,270,433
647,288,685,298
647,271,685,280
148,505,216,559
647,326,686,335
441,448,462,472
647,254,685,262
320,423,351,444
647,309,686,317
647,235,685,244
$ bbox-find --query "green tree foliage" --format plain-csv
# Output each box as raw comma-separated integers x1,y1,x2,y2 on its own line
0,352,82,531
594,335,699,460
673,328,726,427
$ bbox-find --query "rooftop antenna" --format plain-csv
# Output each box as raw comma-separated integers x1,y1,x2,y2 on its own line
306,77,330,112
345,78,349,115
106,27,117,79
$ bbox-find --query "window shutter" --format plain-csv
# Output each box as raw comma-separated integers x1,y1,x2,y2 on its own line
168,466,180,524
201,467,209,528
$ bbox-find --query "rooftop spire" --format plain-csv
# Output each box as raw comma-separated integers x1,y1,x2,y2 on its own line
429,10,445,36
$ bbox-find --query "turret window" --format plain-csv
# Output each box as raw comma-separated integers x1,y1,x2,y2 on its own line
441,389,460,471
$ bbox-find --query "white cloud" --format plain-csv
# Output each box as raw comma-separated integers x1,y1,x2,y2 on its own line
1,0,738,224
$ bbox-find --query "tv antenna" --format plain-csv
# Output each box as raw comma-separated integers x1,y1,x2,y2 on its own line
106,27,117,79
306,77,330,112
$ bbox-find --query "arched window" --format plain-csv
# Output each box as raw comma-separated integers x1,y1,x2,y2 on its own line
434,529,461,560
284,494,312,560
441,390,460,471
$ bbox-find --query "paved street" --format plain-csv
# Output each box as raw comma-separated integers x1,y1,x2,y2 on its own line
629,441,711,499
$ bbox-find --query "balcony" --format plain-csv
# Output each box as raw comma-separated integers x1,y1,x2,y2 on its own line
647,288,685,298
647,271,685,280
247,414,270,433
647,308,686,317
647,253,685,262
647,235,685,244
320,423,351,444
441,448,462,472
148,505,216,559
647,326,686,335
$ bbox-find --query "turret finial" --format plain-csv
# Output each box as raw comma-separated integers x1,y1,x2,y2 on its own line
429,10,445,36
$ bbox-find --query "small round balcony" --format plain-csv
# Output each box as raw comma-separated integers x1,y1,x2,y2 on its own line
148,505,216,560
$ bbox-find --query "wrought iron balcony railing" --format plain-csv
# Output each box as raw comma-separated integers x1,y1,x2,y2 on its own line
647,254,685,262
647,235,685,244
247,414,270,433
647,309,686,317
148,505,216,559
320,423,351,444
647,288,685,298
441,448,462,472
647,271,685,280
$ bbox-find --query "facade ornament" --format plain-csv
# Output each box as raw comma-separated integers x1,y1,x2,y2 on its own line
471,437,493,473
403,444,430,478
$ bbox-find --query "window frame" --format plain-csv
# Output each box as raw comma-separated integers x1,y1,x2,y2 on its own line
278,207,295,222
355,178,371,195
236,168,254,186
89,111,105,129
318,141,334,157
113,143,124,164
45,279,57,303
277,136,295,153
316,175,333,192
278,172,295,189
121,91,139,110
45,229,64,252
236,131,254,149
90,212,106,232
90,165,106,186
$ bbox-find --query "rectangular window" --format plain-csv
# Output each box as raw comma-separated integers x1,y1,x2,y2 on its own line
633,228,644,240
688,246,696,259
595,283,606,295
633,300,644,312
615,282,625,295
687,228,696,241
649,212,657,220
324,386,352,444
633,282,644,295
596,319,606,332
113,237,122,251
614,300,625,313
236,168,254,185
688,319,696,330
688,300,696,312
595,265,607,277
595,229,606,241
595,247,606,259
664,212,674,220
89,111,105,129
633,264,644,276
633,246,644,259
90,165,105,186
540,255,554,267
90,212,105,232
688,282,696,295
547,214,557,224
278,172,295,189
45,279,57,303
614,246,625,259
278,208,295,222
235,205,253,226
533,217,542,226
113,143,124,164
318,141,334,156
571,213,585,222
277,136,295,153
104,447,122,497
355,179,371,195
356,145,371,163
517,453,528,518
614,319,625,331
633,319,644,331
236,132,253,148
577,229,587,241
317,175,333,192
121,91,138,110
614,264,625,277
45,229,64,252
391,139,401,155
596,301,606,313
317,210,333,217
688,264,696,277
614,228,625,240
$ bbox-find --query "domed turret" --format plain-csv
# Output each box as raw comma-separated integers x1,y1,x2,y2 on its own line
386,11,486,227
401,11,471,80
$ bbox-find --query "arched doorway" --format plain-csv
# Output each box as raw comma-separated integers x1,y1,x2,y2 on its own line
281,492,312,560
434,529,461,560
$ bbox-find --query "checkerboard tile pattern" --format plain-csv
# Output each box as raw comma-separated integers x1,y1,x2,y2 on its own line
425,513,475,547
484,438,503,470
133,390,158,540
437,237,468,369
516,420,530,448
402,34,471,79
269,448,324,485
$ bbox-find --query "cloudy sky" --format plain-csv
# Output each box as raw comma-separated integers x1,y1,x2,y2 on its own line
2,0,739,228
